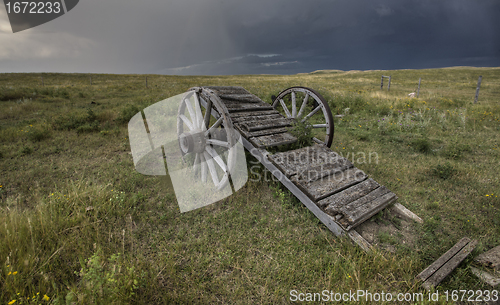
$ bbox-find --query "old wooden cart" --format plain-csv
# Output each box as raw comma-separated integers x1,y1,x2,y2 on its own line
176,86,404,250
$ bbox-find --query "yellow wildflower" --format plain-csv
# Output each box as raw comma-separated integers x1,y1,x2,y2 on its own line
8,300,16,305
13,271,17,275
43,295,50,301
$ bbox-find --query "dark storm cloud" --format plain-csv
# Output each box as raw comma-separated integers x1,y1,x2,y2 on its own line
0,0,498,74
215,0,500,72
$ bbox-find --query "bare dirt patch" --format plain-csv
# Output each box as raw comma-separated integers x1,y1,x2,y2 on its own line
354,204,419,253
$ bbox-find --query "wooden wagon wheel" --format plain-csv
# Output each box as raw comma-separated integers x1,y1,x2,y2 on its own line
177,87,237,191
272,86,334,148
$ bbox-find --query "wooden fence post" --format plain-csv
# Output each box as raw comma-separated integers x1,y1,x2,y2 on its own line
380,75,384,90
474,75,482,104
417,77,421,98
387,76,391,91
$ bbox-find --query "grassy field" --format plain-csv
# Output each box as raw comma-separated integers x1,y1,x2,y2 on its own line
0,67,499,304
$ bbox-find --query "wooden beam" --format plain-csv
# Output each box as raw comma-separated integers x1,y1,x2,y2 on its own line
476,245,500,270
470,267,500,287
474,75,482,104
417,77,421,98
347,230,373,253
417,237,477,290
390,202,423,224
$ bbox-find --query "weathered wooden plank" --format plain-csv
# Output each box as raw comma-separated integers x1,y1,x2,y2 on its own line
234,124,289,139
229,109,280,119
417,237,472,284
390,202,423,224
241,137,348,239
339,186,391,216
249,132,297,148
296,160,354,184
319,178,380,210
268,144,340,178
269,146,317,177
222,100,274,112
339,190,397,230
422,239,477,290
470,267,500,287
347,230,373,253
476,245,500,270
231,113,284,124
291,153,348,181
240,118,294,132
292,167,368,202
218,94,262,103
239,134,375,252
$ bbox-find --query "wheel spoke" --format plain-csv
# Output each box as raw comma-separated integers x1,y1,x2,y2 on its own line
200,153,207,183
204,151,220,186
179,114,195,131
217,173,229,191
206,146,228,173
193,93,204,129
205,117,223,136
297,93,309,119
301,106,321,123
184,96,196,124
206,139,230,148
272,87,334,148
193,152,200,175
312,137,323,144
279,98,292,118
203,98,213,131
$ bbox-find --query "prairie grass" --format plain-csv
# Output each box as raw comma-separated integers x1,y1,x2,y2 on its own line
0,67,499,303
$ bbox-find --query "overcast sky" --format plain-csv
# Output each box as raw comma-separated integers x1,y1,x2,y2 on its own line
0,0,499,75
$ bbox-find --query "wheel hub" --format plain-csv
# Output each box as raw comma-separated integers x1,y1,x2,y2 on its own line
179,130,206,154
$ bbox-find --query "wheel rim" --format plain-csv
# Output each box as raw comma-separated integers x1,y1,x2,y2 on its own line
177,88,237,191
272,86,334,147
